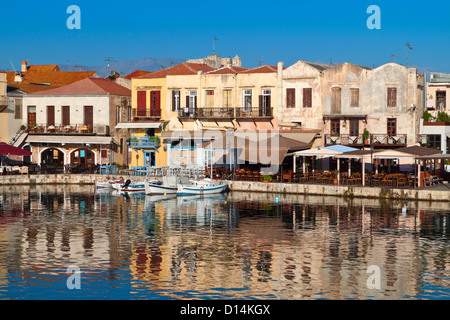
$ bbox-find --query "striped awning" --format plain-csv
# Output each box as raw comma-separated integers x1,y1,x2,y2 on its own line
26,135,112,145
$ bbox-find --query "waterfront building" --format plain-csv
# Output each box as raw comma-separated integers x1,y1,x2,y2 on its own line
21,77,131,170
3,60,97,147
321,62,425,149
0,73,8,143
419,72,450,154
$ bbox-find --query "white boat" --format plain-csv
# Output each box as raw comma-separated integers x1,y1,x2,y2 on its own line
177,178,228,195
95,178,124,189
145,176,190,195
112,179,146,192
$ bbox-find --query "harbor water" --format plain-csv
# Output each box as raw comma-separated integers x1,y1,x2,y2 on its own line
0,185,448,300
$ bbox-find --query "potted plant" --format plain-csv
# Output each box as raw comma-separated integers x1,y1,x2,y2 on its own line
363,128,370,145
333,170,339,185
261,175,273,183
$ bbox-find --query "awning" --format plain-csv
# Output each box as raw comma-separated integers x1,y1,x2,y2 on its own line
115,122,164,129
26,135,113,145
161,129,225,140
290,148,341,157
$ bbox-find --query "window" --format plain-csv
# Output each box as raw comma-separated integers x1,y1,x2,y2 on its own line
27,106,36,128
47,106,55,126
101,150,108,158
84,106,93,126
62,106,70,126
223,89,232,109
387,118,397,136
243,89,252,111
14,99,22,120
331,120,340,136
286,88,295,108
436,91,446,111
116,106,120,125
172,90,180,112
427,135,441,150
205,90,214,108
350,88,360,107
387,88,397,108
189,90,197,109
260,89,272,116
331,87,342,113
350,119,359,136
303,88,312,108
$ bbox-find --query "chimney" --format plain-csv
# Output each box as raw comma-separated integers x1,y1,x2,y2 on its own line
21,60,28,72
14,72,23,83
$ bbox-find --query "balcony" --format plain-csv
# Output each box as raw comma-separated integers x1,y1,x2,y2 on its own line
178,107,234,119
371,134,407,145
325,134,407,146
325,135,364,146
128,136,161,149
27,124,96,134
235,107,273,119
132,108,161,120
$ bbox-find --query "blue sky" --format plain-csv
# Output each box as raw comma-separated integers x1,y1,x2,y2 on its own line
1,0,449,73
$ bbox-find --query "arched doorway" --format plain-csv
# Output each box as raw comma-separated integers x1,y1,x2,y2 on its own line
71,148,95,166
23,145,31,164
40,148,64,173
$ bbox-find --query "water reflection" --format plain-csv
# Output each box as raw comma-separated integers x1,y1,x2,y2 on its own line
0,185,448,300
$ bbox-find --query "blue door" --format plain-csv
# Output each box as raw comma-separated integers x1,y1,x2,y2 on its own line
144,151,155,167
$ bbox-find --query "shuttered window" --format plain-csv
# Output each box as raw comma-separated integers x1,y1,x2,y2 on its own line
47,106,55,126
351,88,360,107
331,87,342,113
387,88,397,107
172,90,180,112
62,106,70,126
286,88,295,108
303,88,312,108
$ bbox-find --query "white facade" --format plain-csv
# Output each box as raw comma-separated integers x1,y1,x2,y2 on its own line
22,95,111,127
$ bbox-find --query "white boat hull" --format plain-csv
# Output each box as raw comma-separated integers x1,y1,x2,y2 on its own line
145,183,178,195
177,179,228,195
95,179,124,189
112,183,146,192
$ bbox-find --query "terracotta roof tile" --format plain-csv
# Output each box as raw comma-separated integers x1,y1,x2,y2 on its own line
6,70,97,93
28,77,131,96
124,70,152,80
206,66,249,75
242,65,278,74
135,62,214,79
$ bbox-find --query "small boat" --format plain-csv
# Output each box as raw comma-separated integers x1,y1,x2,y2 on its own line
95,178,124,189
177,178,228,195
145,176,190,195
112,179,146,192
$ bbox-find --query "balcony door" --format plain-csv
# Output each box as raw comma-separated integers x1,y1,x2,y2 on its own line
47,106,55,127
150,91,161,117
84,106,93,127
137,91,147,117
62,106,70,126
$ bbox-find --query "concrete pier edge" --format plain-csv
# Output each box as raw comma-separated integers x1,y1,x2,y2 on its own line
0,174,449,202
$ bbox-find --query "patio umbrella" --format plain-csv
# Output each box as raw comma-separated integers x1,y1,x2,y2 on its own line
0,143,32,156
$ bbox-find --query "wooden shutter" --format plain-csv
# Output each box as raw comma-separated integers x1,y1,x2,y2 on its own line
62,106,70,126
172,91,176,112
286,88,295,108
351,89,359,107
387,88,397,107
47,106,55,126
303,88,312,108
331,87,342,113
84,106,93,126
137,91,146,116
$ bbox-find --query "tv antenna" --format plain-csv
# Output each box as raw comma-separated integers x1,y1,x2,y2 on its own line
259,56,264,66
212,37,219,55
391,54,401,64
105,56,117,76
67,60,75,71
406,43,414,67
9,60,16,72
74,65,84,71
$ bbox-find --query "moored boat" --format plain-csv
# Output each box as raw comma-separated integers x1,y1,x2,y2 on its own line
95,177,124,189
145,176,191,195
112,179,146,192
177,178,228,195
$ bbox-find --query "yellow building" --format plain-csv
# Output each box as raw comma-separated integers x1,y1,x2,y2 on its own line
125,61,286,169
